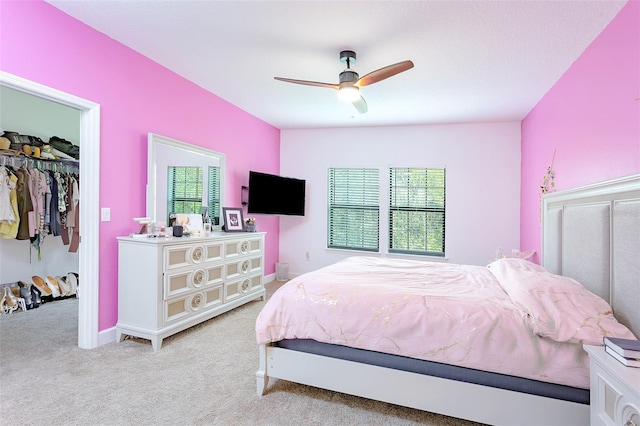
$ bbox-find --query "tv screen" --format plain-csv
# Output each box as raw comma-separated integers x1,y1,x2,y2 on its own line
247,171,306,216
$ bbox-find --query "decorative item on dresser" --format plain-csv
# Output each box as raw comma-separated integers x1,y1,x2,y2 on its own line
222,207,245,232
117,232,265,350
605,337,640,359
604,337,640,368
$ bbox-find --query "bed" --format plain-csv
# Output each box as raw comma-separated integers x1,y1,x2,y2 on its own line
255,174,640,426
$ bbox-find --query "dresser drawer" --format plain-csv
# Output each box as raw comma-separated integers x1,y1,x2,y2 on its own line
224,237,262,259
225,274,262,302
164,241,224,270
164,263,224,299
164,286,224,323
226,256,262,281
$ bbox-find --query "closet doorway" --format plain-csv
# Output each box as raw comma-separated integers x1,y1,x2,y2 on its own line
0,71,100,349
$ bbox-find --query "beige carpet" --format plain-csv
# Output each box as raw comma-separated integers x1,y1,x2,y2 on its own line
0,288,481,426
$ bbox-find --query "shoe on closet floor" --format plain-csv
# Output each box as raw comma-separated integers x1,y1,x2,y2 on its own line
31,276,52,297
0,288,12,314
10,286,20,298
30,285,41,308
67,273,79,298
56,276,72,296
18,282,33,310
2,287,18,314
2,287,25,314
46,276,62,298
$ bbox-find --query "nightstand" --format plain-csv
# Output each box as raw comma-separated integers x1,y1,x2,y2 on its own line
584,345,640,426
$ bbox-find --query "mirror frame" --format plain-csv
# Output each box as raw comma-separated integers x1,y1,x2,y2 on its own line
147,133,226,230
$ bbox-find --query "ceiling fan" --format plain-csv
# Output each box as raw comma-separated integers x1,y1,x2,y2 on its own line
274,50,414,114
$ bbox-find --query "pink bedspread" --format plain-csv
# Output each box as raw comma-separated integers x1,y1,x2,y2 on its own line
256,257,635,389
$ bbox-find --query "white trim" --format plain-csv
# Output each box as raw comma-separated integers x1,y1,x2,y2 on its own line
98,326,117,347
257,344,589,426
541,174,640,272
542,174,640,207
0,71,101,349
147,132,226,230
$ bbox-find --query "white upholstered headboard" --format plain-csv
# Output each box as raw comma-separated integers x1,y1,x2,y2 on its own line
542,174,640,338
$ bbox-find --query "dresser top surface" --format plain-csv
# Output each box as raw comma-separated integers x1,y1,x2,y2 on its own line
117,232,265,245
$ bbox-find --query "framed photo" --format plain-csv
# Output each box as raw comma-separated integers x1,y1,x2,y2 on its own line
174,213,204,233
223,207,245,232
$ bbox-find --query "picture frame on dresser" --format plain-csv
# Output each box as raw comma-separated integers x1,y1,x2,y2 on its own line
223,207,245,232
174,213,204,233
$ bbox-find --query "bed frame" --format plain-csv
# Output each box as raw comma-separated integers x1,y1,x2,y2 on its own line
256,174,640,426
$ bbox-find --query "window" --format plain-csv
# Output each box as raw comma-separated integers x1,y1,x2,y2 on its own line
207,166,221,225
167,166,221,225
389,168,446,256
327,168,379,251
167,166,203,221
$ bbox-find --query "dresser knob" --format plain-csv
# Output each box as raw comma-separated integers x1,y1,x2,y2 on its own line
191,294,202,310
241,279,250,293
191,247,204,262
193,270,204,285
240,241,249,254
241,260,250,273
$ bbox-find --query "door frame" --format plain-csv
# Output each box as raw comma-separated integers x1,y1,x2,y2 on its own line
1,71,100,349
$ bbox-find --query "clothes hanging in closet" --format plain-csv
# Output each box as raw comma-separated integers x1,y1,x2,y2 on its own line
0,166,19,239
0,157,79,258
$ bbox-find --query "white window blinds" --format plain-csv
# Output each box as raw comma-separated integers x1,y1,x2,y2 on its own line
167,166,204,223
207,166,221,225
327,168,379,251
389,167,445,256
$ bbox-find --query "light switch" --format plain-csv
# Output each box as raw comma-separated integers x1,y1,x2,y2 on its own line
101,207,111,222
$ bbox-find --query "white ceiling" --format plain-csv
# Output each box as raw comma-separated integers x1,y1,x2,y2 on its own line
46,0,626,130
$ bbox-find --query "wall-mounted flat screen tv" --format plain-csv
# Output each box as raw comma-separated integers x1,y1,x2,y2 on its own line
247,171,306,216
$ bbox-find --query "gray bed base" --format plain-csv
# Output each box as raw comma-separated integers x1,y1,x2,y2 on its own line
275,338,589,404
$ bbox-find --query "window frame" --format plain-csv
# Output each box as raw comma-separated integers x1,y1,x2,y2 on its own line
388,167,446,257
167,166,204,221
327,167,380,252
207,166,221,225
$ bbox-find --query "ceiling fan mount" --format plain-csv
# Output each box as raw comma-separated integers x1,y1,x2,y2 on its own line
274,50,414,114
339,50,356,65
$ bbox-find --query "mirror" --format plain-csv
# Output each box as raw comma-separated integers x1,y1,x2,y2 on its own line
147,133,225,228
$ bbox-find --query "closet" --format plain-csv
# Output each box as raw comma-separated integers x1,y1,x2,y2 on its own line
0,85,80,337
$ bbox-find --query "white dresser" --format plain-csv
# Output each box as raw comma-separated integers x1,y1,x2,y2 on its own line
116,232,266,350
584,345,640,426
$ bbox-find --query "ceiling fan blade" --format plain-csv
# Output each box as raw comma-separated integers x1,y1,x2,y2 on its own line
274,77,339,90
352,96,367,114
356,60,414,87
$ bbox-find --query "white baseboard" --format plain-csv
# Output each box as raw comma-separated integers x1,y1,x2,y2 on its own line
98,326,117,346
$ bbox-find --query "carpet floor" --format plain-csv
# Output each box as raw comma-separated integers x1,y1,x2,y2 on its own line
0,288,481,425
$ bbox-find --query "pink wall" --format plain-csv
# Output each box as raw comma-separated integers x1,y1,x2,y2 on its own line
521,0,640,263
0,1,281,330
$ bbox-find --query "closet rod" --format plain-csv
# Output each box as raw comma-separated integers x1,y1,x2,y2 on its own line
0,152,78,174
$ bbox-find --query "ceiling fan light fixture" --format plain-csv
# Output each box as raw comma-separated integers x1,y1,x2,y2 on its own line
337,85,360,102
274,50,413,115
